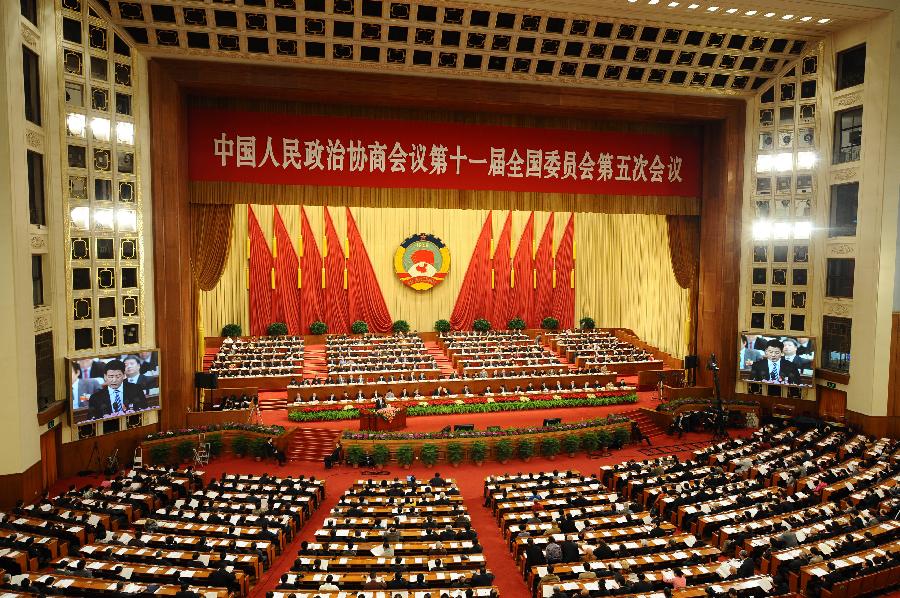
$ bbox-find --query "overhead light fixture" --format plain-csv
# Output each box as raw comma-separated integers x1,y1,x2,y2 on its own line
93,208,114,230
117,209,137,232
773,152,793,172
116,121,134,145
781,14,794,20
756,154,774,173
707,5,719,11
725,8,738,13
668,1,680,6
66,113,86,137
90,117,110,142
800,16,812,21
649,0,660,4
794,221,812,239
797,151,817,169
688,3,700,8
764,12,776,17
773,222,792,240
744,10,757,15
817,18,831,23
752,220,772,240
70,207,90,230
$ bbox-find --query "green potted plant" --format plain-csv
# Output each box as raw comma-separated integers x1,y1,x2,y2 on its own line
541,437,561,460
517,438,535,462
266,322,288,336
470,440,487,465
579,316,596,330
396,445,414,469
495,439,513,463
473,318,491,332
580,431,599,454
612,426,631,449
392,320,410,333
206,433,223,459
561,434,580,457
351,320,369,334
175,440,193,464
446,442,464,467
221,323,242,338
597,429,612,456
251,438,269,461
420,443,439,467
346,445,365,468
372,444,391,467
434,319,451,333
310,320,327,335
231,434,250,458
149,443,171,466
541,317,559,331
507,317,526,331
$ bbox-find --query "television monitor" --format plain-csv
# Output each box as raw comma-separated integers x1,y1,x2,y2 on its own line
69,349,161,425
738,333,814,388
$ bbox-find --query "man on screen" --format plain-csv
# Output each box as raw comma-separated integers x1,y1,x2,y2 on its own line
88,359,147,421
781,338,812,372
123,355,155,392
739,335,764,370
750,339,801,385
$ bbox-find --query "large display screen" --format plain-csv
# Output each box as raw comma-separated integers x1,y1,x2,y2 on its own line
69,350,160,424
738,334,814,387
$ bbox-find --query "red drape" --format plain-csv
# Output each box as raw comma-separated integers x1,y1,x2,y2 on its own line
532,213,555,328
248,206,273,336
551,213,576,329
299,207,324,334
346,207,393,332
450,212,493,330
323,207,351,334
490,213,513,329
273,207,301,334
509,212,535,325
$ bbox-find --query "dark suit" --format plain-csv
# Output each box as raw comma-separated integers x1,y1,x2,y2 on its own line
88,382,147,420
750,358,800,384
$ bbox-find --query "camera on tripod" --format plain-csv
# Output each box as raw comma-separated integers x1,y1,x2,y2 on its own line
706,353,719,372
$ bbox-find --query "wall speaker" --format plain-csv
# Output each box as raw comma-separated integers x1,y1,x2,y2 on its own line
194,372,218,389
684,355,699,369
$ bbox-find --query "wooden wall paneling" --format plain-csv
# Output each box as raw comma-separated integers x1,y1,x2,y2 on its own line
149,61,195,431
816,384,847,420
0,462,43,510
39,427,61,491
887,312,900,417
695,112,745,394
57,424,157,480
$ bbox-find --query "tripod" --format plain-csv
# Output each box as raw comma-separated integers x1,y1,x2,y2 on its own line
707,353,731,441
247,401,263,424
80,441,101,476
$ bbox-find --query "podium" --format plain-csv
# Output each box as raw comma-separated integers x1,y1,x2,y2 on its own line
359,407,407,431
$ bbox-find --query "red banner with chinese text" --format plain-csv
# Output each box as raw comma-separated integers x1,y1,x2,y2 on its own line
188,107,701,197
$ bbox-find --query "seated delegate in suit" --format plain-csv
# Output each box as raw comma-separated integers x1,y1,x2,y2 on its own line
750,339,801,384
739,335,765,370
123,355,155,392
781,338,812,372
88,359,147,421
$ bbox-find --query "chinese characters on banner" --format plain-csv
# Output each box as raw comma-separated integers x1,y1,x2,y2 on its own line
188,108,701,197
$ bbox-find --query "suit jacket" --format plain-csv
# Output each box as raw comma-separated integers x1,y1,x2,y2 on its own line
87,382,147,420
750,358,800,384
739,347,765,370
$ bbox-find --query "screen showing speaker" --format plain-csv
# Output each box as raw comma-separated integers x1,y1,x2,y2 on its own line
738,333,814,388
69,349,161,425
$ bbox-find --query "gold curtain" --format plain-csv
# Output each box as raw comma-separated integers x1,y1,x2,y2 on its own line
574,213,690,358
190,203,235,291
665,215,700,290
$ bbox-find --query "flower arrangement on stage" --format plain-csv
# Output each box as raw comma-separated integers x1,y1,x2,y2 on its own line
145,422,286,441
287,390,637,422
375,405,400,422
341,414,631,441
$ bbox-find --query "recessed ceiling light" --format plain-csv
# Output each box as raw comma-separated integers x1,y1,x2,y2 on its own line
800,16,812,21
707,6,719,11
648,0,660,5
725,8,737,13
763,12,776,17
781,14,794,19
744,10,757,15
668,1,680,6
817,18,831,23
688,3,700,9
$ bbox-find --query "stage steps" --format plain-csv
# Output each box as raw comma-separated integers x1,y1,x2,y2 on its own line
287,428,342,462
424,341,457,377
257,390,288,411
621,407,667,441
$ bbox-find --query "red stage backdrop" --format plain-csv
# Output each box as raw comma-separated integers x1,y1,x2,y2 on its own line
188,108,701,197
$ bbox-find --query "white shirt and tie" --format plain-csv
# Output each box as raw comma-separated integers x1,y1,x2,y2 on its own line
769,360,780,380
107,386,125,414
